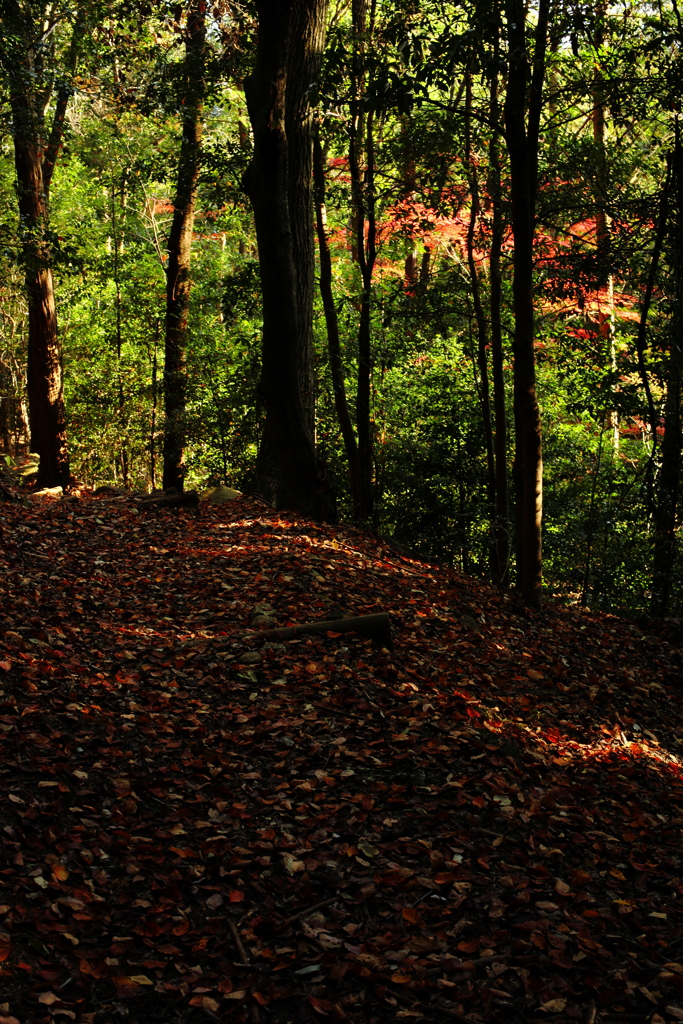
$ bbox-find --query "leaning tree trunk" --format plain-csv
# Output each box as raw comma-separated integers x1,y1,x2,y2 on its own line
503,0,550,610
162,0,206,492
245,0,330,519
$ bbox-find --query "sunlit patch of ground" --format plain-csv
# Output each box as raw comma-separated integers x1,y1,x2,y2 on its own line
0,495,682,1023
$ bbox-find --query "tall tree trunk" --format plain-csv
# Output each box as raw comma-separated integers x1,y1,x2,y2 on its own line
635,155,673,514
313,128,364,515
245,0,331,519
488,57,510,588
163,0,206,492
503,0,550,610
3,3,80,488
464,67,497,578
348,0,375,519
286,0,326,436
652,127,683,617
591,3,619,450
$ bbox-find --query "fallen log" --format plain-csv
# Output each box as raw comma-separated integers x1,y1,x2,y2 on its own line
253,612,393,650
134,489,200,510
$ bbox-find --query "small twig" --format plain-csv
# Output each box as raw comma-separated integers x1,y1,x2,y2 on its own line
277,896,337,929
392,989,479,1023
584,1000,597,1024
447,952,509,970
227,918,250,966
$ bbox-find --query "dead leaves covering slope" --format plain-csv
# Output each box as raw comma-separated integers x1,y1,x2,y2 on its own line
1,495,683,1024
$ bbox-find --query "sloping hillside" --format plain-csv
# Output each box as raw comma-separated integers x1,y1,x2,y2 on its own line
1,494,682,1024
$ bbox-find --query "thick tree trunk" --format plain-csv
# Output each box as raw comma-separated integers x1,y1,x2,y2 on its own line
504,0,550,610
245,0,330,519
162,0,206,492
652,131,683,617
5,4,72,489
286,0,326,435
11,108,69,489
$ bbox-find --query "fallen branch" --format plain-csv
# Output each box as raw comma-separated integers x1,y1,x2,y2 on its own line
253,612,393,650
392,989,477,1024
275,896,338,930
227,918,250,966
135,489,200,510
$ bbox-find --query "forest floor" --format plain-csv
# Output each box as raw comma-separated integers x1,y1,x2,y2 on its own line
1,495,683,1024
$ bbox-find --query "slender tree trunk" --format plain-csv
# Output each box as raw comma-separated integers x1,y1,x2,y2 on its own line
163,0,206,492
464,68,497,578
591,5,619,451
150,320,159,490
286,0,326,435
348,0,375,518
636,154,673,516
488,59,510,588
581,421,605,606
111,174,129,488
313,128,364,515
503,0,550,610
244,0,331,519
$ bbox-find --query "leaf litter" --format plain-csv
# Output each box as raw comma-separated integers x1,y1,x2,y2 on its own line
1,495,683,1022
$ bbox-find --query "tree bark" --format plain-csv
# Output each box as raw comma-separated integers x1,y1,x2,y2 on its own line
3,3,77,489
286,0,326,435
652,128,683,617
162,0,206,492
591,3,619,450
488,57,510,589
503,0,550,610
464,68,497,579
313,128,364,515
348,0,375,519
244,0,331,519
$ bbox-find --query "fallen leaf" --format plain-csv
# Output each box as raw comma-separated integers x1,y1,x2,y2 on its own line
37,993,59,1005
282,853,305,874
309,994,334,1014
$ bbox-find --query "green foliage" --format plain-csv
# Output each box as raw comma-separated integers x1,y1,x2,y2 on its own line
3,0,683,618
